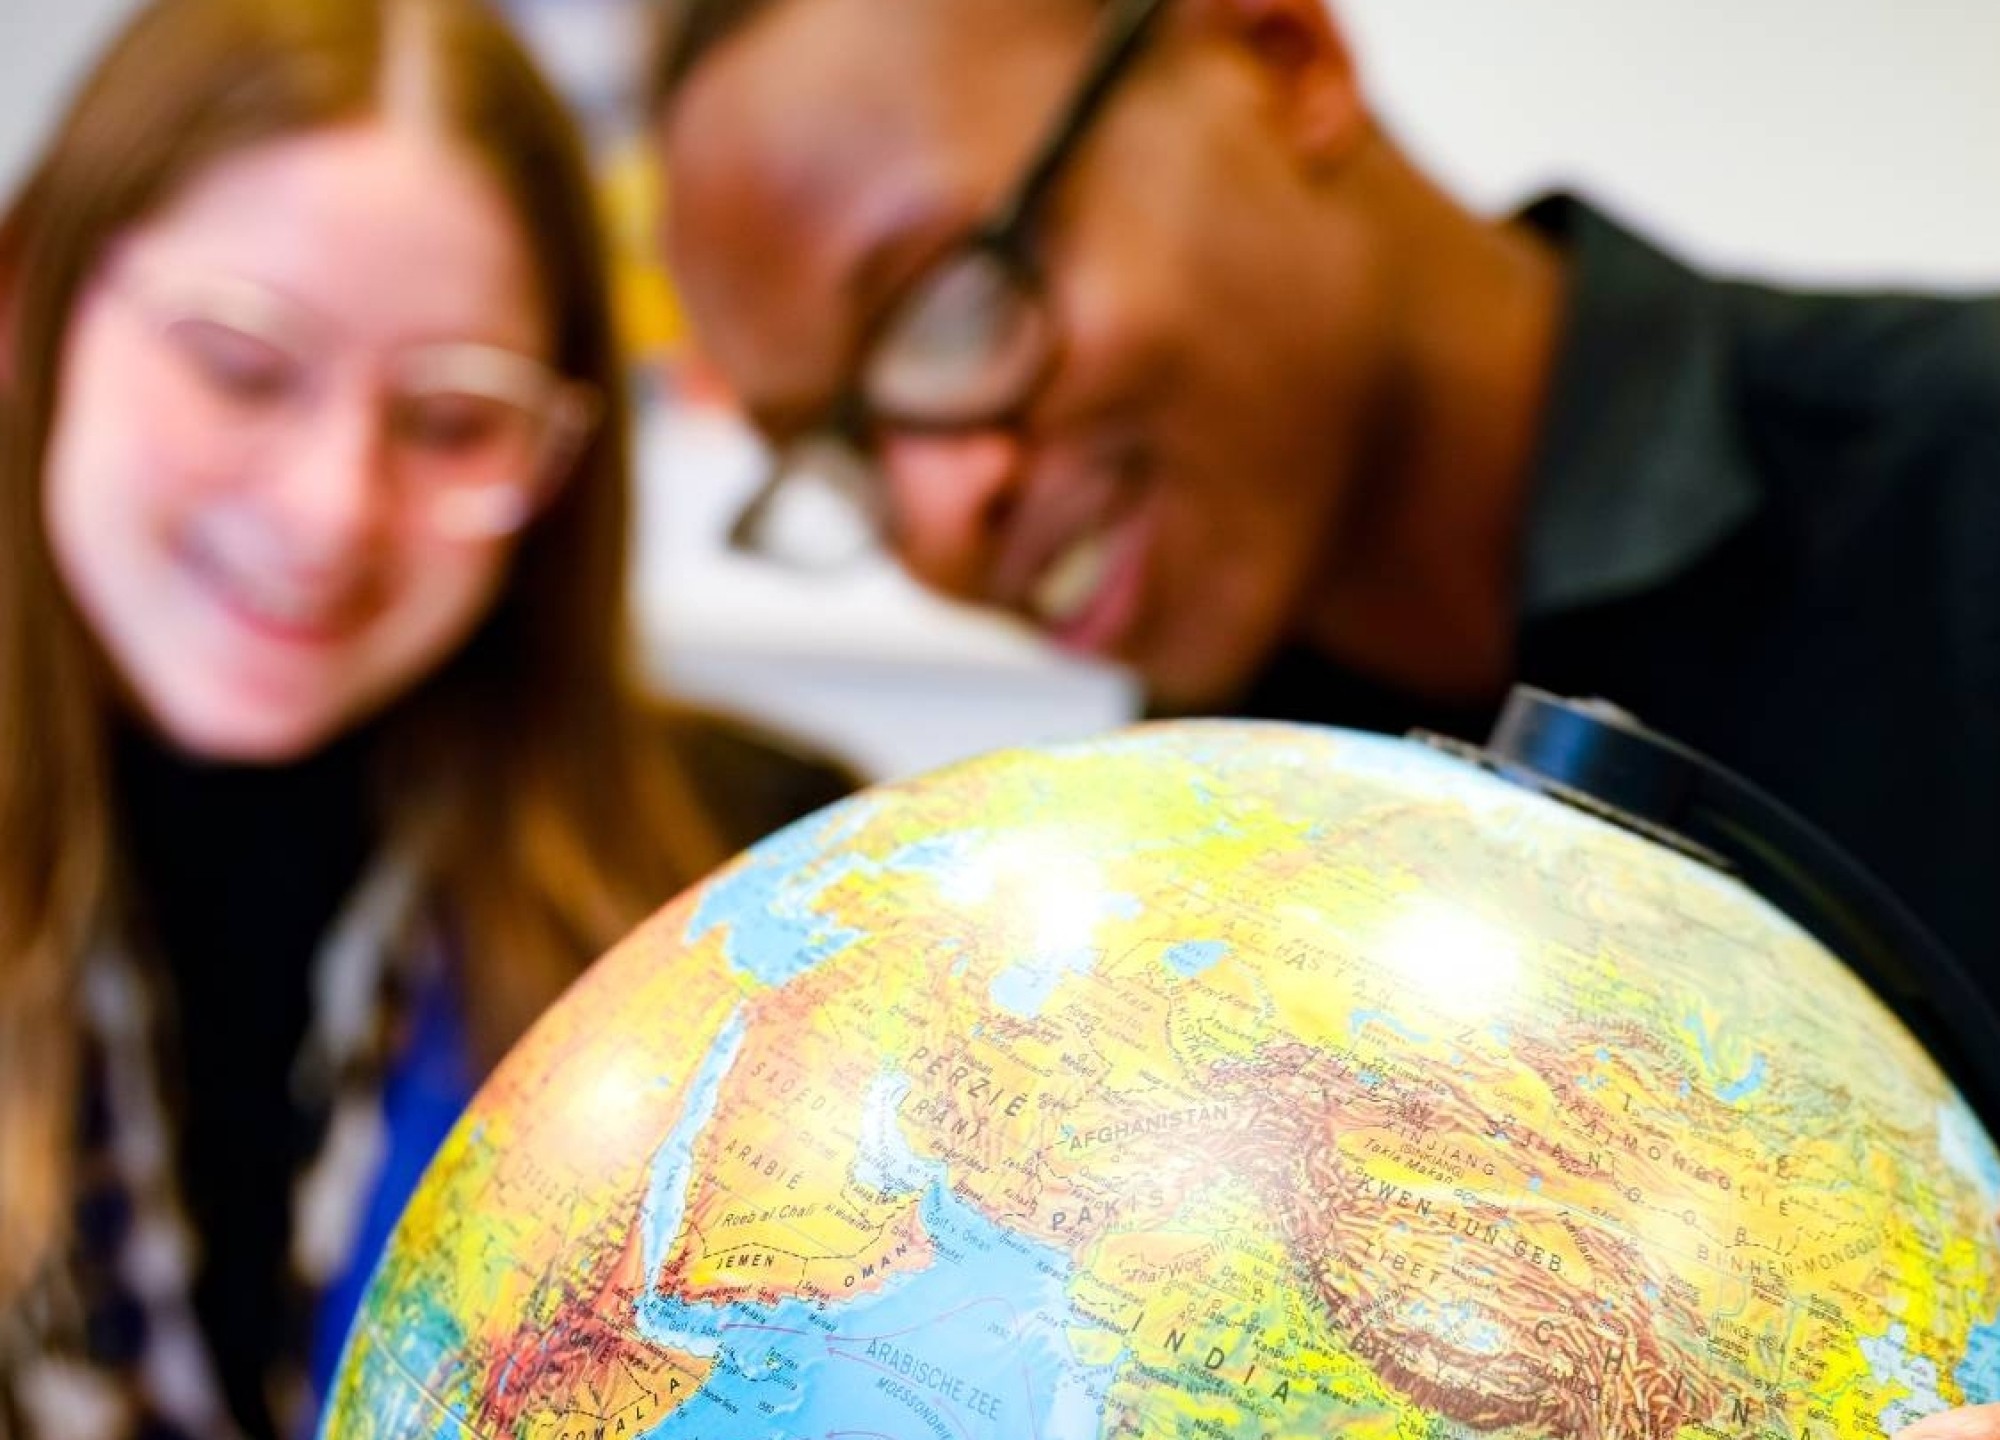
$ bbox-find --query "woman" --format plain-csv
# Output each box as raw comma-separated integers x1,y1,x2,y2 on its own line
0,1,851,1435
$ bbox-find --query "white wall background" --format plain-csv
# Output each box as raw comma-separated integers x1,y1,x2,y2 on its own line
5,1,1997,780
0,0,133,195
1339,0,2000,291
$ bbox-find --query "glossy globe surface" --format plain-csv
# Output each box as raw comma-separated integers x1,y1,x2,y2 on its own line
324,721,2000,1440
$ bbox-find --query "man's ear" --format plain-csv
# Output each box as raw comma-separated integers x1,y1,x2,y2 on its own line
1190,0,1368,165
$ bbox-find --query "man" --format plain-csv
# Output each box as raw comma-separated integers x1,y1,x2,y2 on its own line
649,0,1999,999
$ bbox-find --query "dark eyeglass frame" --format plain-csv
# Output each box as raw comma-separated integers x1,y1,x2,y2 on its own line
726,0,1176,561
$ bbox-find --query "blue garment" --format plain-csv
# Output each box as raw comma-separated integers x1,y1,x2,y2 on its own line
307,960,478,1414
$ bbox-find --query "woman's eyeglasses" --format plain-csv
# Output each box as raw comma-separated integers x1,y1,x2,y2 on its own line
110,264,601,542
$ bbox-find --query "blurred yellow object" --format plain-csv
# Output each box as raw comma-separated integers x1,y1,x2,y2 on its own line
599,136,686,366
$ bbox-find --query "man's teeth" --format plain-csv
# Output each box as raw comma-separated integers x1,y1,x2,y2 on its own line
1029,530,1110,627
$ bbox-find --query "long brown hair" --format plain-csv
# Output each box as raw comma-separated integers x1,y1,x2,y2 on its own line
0,0,730,1304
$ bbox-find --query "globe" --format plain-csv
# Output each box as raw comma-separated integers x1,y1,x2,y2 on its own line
322,721,2000,1440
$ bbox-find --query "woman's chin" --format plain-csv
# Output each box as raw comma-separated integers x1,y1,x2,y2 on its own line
139,687,356,766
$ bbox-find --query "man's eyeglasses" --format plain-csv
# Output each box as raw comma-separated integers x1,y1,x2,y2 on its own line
726,0,1175,570
111,265,601,542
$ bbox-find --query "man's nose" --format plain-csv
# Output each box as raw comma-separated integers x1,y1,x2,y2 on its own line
876,428,1027,601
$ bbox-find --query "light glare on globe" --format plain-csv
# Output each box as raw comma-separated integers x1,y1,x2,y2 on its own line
1375,902,1526,1017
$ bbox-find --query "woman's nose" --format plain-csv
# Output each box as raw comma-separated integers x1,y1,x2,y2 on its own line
257,397,396,560
875,428,1028,602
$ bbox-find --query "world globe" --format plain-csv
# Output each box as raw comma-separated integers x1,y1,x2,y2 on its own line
322,720,2000,1440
